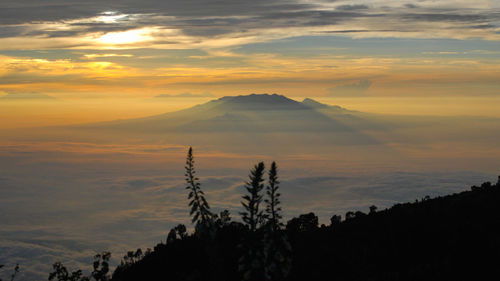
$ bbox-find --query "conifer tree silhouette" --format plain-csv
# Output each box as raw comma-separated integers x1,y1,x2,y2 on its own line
239,162,266,281
240,162,265,232
265,161,283,232
185,147,213,227
262,162,291,281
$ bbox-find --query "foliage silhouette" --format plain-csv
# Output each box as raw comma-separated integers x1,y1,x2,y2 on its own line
49,252,111,281
240,162,266,232
47,149,500,281
330,214,341,227
112,167,500,281
49,263,88,281
185,147,214,229
265,161,283,232
0,264,19,281
261,162,291,281
121,249,144,267
238,162,267,280
214,210,231,227
91,252,111,281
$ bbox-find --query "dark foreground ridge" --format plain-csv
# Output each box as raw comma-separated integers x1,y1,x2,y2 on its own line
33,148,500,281
110,154,500,281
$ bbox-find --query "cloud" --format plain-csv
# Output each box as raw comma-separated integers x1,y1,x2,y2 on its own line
1,133,499,280
0,92,56,100
82,53,133,59
336,4,369,11
404,3,419,9
0,153,493,280
155,92,214,98
327,80,372,97
0,1,499,50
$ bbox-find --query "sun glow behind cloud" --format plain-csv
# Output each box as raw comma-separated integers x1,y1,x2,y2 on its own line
97,28,155,45
95,11,129,23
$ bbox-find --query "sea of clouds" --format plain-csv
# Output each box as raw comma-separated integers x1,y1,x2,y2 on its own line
0,142,495,280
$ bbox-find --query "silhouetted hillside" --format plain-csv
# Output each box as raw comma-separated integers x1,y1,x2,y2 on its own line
112,176,500,281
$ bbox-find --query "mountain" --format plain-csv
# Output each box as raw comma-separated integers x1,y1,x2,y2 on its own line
73,94,380,150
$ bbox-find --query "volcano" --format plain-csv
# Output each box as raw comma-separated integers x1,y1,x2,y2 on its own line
75,94,378,148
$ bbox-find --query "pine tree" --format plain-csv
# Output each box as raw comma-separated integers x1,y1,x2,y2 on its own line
240,162,265,232
265,161,283,232
239,162,266,281
185,147,213,227
263,162,291,281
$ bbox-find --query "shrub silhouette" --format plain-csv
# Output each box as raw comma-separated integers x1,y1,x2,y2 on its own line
49,252,111,281
51,148,500,281
0,264,19,281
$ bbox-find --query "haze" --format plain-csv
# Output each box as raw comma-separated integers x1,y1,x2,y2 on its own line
1,1,500,280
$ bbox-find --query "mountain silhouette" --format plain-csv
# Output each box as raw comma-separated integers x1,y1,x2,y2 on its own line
178,94,353,133
76,94,379,150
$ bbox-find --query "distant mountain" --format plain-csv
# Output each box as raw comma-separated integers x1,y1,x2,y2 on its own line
76,94,380,149
301,97,350,112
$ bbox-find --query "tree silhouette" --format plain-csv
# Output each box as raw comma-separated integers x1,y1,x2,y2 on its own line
49,263,88,281
215,210,232,227
345,211,355,220
91,252,111,281
239,162,266,281
265,161,283,232
174,224,187,239
330,214,341,227
166,224,188,244
286,212,318,233
48,254,113,281
106,167,500,281
240,162,265,232
261,162,291,280
166,229,177,244
1,264,20,281
185,147,213,227
121,249,143,266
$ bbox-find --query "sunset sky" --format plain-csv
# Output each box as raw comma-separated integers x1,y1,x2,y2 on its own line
1,0,500,118
1,1,500,280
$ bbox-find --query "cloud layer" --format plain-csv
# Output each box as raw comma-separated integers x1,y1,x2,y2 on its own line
0,139,495,280
0,0,499,50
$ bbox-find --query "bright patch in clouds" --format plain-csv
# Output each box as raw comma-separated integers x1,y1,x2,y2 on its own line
83,53,134,59
95,11,128,23
98,28,155,45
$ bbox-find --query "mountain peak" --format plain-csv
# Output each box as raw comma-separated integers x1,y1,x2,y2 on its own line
218,93,293,103
301,98,354,113
213,93,305,110
301,98,329,109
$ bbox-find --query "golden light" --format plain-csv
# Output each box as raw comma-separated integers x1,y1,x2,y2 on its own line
96,11,128,23
98,28,153,45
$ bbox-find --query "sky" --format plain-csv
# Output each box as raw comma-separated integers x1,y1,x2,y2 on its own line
1,1,500,280
1,0,500,105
